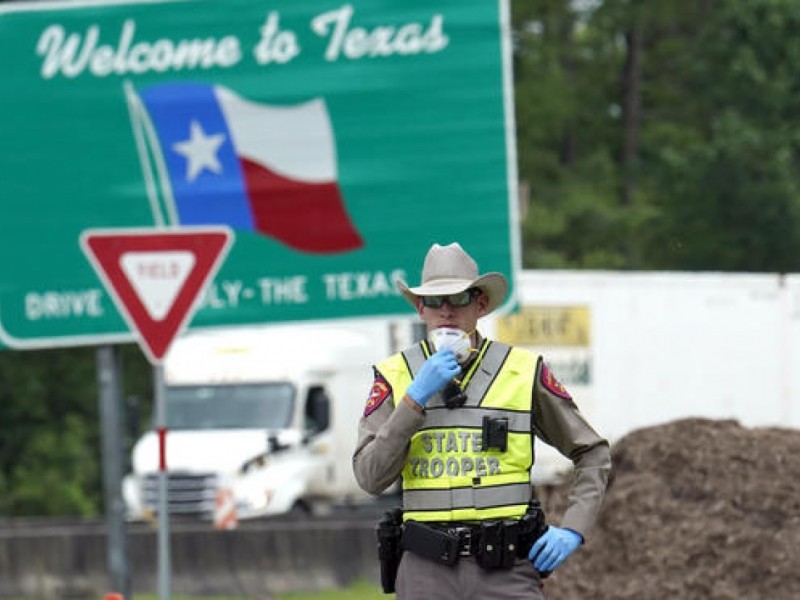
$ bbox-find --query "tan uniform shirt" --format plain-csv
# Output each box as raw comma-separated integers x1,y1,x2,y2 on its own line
352,341,612,538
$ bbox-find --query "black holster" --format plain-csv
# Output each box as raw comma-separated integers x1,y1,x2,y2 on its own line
375,508,404,594
517,499,548,553
519,499,552,578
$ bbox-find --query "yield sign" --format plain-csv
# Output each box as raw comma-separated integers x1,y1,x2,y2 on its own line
80,227,233,364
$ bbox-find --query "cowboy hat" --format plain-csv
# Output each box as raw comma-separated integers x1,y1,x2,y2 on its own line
396,242,508,314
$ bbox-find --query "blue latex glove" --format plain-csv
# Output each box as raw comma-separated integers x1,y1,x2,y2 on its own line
405,349,461,407
528,526,583,573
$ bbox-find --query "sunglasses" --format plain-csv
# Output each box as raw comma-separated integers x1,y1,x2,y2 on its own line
420,289,480,309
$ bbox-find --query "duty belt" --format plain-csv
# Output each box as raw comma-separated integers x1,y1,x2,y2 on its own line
402,517,547,570
375,503,549,594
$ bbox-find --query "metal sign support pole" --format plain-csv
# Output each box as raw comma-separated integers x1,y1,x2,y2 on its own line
154,364,171,600
97,345,131,599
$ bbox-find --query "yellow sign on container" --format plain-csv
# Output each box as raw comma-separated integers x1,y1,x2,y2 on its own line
496,306,591,347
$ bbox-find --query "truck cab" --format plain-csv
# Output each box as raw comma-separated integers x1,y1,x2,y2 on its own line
122,319,410,522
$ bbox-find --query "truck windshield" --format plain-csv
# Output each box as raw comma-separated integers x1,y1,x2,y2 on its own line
164,383,295,430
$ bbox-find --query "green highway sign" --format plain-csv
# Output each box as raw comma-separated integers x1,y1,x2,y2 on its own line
0,0,520,350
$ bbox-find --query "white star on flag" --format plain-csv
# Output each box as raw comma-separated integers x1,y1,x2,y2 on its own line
172,120,226,182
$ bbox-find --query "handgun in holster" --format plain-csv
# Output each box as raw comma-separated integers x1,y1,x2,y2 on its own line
375,507,404,594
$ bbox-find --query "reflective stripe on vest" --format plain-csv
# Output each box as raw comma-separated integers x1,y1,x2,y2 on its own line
403,482,532,512
378,341,538,522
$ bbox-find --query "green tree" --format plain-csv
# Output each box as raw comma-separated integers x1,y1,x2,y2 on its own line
643,0,800,271
512,0,800,272
513,0,648,269
0,345,151,516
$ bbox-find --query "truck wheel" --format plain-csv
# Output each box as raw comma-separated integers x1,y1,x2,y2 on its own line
288,499,332,519
288,500,312,519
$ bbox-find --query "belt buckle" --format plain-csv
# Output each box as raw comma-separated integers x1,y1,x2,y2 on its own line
453,526,473,557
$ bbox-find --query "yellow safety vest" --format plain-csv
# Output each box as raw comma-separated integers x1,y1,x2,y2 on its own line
378,339,537,522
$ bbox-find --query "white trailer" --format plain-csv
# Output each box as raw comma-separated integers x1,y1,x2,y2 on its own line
122,317,414,524
481,270,800,483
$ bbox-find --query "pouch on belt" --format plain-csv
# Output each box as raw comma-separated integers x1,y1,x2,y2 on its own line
402,520,459,566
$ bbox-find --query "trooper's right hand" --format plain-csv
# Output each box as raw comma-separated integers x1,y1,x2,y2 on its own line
405,349,461,407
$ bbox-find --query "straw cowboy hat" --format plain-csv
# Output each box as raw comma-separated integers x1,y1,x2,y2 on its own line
396,242,508,314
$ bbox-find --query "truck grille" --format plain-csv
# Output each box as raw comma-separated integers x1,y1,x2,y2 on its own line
141,472,219,518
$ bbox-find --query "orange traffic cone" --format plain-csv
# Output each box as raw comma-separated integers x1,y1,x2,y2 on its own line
214,487,238,530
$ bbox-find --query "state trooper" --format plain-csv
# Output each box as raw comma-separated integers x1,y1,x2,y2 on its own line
353,242,612,599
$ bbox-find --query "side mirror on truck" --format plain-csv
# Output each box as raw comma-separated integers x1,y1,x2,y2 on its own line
305,387,331,439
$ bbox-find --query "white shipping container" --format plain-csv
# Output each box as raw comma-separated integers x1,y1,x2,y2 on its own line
481,270,800,483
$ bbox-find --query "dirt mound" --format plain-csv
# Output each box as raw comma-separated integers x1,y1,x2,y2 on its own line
541,418,800,600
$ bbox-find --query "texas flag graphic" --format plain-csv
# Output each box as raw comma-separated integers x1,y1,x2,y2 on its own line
125,81,363,254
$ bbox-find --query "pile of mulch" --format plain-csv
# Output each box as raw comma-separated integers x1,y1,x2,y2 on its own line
539,418,800,600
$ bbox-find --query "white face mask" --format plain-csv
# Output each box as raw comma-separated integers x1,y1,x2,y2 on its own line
429,327,472,363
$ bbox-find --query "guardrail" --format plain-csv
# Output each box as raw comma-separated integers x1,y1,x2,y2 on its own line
0,517,381,598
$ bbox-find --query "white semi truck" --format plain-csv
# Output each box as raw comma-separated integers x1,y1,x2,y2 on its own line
122,318,414,523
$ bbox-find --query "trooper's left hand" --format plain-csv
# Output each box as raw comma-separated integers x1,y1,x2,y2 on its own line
528,526,583,573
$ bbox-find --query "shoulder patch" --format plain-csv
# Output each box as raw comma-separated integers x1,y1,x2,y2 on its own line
541,363,572,400
364,374,392,416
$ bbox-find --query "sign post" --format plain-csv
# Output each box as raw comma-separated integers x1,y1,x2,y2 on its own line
153,364,169,600
81,227,232,600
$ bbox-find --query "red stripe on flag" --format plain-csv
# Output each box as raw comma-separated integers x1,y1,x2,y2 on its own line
239,158,363,253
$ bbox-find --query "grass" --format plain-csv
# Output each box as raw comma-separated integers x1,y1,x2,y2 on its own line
278,580,386,599
132,580,388,600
